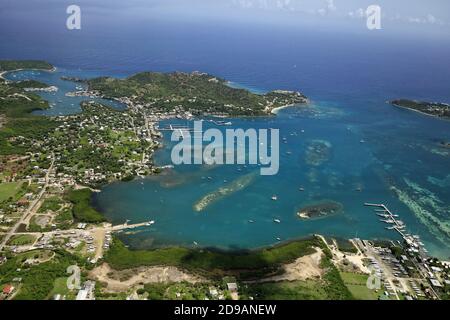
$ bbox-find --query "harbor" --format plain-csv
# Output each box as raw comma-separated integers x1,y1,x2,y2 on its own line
364,203,428,256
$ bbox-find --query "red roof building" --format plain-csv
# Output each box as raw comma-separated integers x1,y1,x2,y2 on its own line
3,284,14,295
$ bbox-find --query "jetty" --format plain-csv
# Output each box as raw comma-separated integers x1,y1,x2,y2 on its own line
109,220,155,232
157,124,202,138
364,203,426,255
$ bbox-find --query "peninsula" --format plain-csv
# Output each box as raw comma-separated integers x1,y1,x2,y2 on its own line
391,99,450,119
81,71,308,116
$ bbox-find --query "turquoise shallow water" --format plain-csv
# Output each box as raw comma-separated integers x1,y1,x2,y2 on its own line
4,69,126,115
1,2,450,258
6,69,450,259
93,99,450,258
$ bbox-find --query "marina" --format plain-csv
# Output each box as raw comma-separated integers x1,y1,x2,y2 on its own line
364,203,428,256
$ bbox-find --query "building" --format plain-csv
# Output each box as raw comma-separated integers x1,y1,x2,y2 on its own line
3,284,14,296
76,281,96,300
227,282,238,293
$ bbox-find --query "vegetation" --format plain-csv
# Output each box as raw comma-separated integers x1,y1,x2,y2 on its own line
334,238,358,254
7,234,36,246
38,196,62,213
0,60,53,72
54,208,73,227
241,280,331,300
340,272,380,300
87,71,307,116
0,81,56,156
320,247,354,300
141,282,170,299
0,249,85,300
11,80,50,89
240,247,353,300
47,277,76,299
105,237,319,279
0,181,22,201
139,281,213,300
66,189,105,223
391,99,450,119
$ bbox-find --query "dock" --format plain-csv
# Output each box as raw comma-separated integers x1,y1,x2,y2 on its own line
156,124,202,138
109,220,155,232
364,203,426,255
364,203,404,229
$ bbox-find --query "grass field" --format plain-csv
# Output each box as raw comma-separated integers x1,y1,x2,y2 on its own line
7,234,36,246
38,196,62,213
0,181,22,201
47,277,76,299
340,272,380,300
241,280,331,300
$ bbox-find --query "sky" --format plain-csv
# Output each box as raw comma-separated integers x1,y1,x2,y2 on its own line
1,0,449,39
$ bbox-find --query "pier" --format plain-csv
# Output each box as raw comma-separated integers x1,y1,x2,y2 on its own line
364,203,426,255
364,203,404,230
109,220,155,232
157,124,202,138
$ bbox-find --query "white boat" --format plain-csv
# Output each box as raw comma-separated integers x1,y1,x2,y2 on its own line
273,219,281,223
146,220,155,226
271,195,278,201
276,237,281,241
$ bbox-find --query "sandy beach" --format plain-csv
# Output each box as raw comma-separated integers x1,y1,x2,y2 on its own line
270,104,295,115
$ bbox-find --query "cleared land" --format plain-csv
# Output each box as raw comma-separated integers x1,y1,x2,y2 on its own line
90,263,203,292
340,272,380,300
7,234,36,246
0,181,22,201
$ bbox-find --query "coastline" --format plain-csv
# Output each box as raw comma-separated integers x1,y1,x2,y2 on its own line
391,101,450,122
270,100,309,115
270,103,295,114
0,66,57,81
4,66,435,258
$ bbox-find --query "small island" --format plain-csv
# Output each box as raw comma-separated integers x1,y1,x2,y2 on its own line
296,200,343,220
390,99,450,120
1,60,448,301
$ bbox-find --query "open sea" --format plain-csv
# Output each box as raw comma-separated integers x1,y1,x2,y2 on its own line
1,14,450,258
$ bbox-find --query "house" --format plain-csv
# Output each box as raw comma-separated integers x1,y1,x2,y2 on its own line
0,256,7,265
76,281,96,300
429,279,443,288
227,282,238,293
3,284,14,295
209,287,219,298
17,199,29,207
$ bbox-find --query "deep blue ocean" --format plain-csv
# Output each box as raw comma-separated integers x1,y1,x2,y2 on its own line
1,16,450,257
